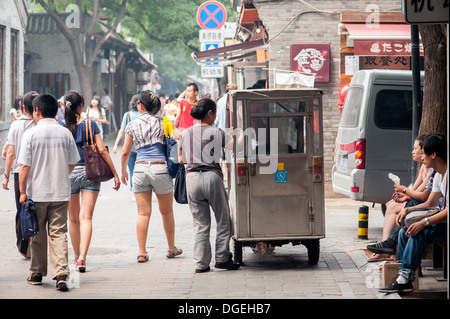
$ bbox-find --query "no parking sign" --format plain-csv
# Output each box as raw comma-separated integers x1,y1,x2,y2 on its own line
197,1,227,30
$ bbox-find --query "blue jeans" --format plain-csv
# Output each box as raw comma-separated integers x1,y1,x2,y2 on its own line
397,222,447,282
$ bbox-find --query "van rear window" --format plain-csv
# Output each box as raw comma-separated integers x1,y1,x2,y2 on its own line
340,87,363,127
374,90,412,130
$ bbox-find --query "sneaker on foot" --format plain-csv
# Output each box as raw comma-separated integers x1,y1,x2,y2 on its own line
367,239,396,255
55,274,68,291
27,273,42,285
76,259,86,272
378,280,413,294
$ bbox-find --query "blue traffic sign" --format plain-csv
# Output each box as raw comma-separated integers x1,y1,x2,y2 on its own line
197,1,227,30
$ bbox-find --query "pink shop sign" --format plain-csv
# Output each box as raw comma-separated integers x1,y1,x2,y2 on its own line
290,44,330,82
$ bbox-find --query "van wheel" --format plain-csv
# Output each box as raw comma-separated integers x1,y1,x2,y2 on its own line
303,239,320,265
381,204,386,217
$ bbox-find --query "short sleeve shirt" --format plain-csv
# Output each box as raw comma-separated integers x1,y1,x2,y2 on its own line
432,170,448,209
18,118,80,202
179,125,231,178
73,119,101,164
178,100,197,131
6,118,36,173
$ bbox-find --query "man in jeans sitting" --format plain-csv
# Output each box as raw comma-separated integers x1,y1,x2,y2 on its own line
379,133,447,293
18,93,80,291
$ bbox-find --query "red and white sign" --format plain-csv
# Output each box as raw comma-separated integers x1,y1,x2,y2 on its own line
197,1,227,30
354,40,424,56
290,44,330,82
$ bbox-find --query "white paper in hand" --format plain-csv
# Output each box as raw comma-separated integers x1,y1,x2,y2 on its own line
388,173,400,185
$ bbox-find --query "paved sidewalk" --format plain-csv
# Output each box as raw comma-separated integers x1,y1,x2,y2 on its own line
0,138,447,302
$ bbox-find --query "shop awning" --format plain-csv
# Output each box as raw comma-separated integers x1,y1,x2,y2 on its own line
192,39,268,65
345,24,414,40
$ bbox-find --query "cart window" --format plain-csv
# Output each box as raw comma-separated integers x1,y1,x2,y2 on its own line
250,117,306,155
248,100,307,113
313,98,321,155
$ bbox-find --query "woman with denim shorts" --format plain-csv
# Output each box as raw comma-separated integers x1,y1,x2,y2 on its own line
121,90,182,262
64,90,120,272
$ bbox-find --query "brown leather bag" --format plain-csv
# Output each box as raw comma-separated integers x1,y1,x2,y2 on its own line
83,120,114,182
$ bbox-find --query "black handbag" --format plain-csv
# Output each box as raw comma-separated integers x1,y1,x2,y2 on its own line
20,199,39,240
174,165,188,204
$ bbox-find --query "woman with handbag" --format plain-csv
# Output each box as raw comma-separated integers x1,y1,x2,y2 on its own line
120,90,182,263
64,90,121,272
178,98,239,273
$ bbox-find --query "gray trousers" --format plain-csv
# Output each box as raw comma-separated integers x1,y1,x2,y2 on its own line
186,171,232,270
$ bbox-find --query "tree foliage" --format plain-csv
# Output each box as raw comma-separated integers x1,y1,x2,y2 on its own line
121,0,236,84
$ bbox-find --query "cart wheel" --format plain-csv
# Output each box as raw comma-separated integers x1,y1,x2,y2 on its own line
233,238,243,265
304,239,320,265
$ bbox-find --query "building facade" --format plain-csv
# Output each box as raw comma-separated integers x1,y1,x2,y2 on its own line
0,0,28,143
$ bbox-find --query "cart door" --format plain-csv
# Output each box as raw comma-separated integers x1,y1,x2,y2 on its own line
245,98,316,238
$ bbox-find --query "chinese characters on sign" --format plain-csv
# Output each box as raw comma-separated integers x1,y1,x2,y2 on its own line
404,0,449,24
360,56,411,70
290,44,330,82
201,67,224,78
199,30,224,43
354,40,424,56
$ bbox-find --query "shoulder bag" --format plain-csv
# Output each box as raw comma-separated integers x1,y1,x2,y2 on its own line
83,119,114,182
174,164,188,204
162,116,180,178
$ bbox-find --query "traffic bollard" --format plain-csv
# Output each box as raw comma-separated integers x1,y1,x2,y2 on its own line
358,205,368,239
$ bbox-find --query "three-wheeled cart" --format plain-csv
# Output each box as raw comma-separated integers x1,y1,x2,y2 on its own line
225,89,325,265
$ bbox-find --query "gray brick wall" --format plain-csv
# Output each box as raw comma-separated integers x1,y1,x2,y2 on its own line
254,0,402,196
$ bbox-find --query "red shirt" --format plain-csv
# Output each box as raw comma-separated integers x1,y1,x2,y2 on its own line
178,99,196,131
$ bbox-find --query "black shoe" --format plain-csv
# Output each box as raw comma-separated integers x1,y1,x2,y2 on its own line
195,266,211,273
214,258,240,271
367,239,396,255
27,273,42,285
378,280,413,294
55,274,68,291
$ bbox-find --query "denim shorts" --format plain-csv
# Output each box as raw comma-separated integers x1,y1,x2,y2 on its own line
132,162,173,194
70,165,101,195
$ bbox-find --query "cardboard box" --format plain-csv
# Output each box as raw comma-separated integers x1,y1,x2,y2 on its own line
382,262,419,292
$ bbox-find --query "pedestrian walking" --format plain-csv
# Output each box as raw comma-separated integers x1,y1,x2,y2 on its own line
86,95,107,139
178,97,239,273
2,91,38,258
121,90,182,262
18,93,80,291
101,89,113,136
64,90,120,273
174,83,199,132
113,94,140,198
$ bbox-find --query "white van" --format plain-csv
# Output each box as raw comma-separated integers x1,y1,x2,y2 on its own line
332,70,424,208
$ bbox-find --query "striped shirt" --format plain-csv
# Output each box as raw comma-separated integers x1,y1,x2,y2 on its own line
125,112,165,150
18,118,80,202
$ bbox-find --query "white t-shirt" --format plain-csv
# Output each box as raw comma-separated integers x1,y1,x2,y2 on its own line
18,118,80,202
6,118,36,173
86,107,105,134
432,170,448,209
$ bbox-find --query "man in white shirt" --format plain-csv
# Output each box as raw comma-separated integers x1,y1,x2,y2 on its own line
379,133,447,294
2,91,38,258
18,93,80,291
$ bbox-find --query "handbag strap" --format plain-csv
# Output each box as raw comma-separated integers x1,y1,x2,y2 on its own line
85,119,96,152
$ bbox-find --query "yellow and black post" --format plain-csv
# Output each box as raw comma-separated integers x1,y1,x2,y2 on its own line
358,205,369,239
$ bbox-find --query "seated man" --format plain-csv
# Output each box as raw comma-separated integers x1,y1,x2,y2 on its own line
379,133,447,293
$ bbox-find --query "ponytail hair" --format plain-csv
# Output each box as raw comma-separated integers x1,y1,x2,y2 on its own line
190,97,216,120
139,90,161,115
64,90,84,136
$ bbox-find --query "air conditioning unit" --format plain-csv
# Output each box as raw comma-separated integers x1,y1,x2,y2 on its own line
101,58,109,74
